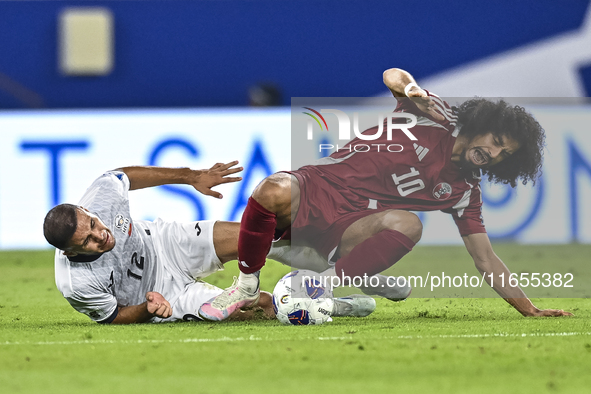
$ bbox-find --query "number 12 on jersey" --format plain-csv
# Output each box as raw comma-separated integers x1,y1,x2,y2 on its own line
391,167,425,196
127,252,144,280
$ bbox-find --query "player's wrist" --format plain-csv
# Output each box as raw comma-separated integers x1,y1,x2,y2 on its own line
516,301,539,317
178,167,196,185
404,82,420,97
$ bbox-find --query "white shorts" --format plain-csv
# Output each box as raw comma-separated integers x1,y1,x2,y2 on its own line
145,219,224,323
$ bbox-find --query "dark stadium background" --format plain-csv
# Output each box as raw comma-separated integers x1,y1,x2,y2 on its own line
0,0,590,109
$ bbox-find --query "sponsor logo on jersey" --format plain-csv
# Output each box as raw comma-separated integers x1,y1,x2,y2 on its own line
317,307,331,316
413,143,429,161
114,214,131,236
433,182,452,200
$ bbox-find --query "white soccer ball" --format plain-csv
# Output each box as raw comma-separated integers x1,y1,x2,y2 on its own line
272,269,334,325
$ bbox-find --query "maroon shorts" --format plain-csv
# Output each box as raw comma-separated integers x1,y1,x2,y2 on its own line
287,167,391,261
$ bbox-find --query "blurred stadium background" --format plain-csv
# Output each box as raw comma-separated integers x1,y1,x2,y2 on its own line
2,2,591,393
1,0,591,250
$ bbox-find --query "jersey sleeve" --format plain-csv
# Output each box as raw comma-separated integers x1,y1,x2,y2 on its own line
64,290,118,323
443,184,487,236
78,171,131,208
394,89,458,131
55,251,119,323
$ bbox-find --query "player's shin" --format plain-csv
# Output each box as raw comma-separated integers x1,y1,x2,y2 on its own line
197,197,276,321
335,229,414,277
236,197,277,290
333,230,415,298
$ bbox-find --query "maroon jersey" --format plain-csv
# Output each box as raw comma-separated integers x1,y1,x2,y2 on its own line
298,91,486,237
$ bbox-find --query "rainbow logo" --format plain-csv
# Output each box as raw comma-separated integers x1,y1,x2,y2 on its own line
302,107,328,131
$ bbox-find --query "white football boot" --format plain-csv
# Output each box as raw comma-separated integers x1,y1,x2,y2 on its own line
358,274,412,301
331,294,377,317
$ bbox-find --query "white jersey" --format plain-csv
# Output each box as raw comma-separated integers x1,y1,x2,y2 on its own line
55,171,158,323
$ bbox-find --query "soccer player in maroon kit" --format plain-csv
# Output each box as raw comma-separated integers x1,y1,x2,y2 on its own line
199,68,572,321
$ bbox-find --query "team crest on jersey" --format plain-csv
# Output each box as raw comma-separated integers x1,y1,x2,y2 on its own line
114,214,132,236
433,182,452,200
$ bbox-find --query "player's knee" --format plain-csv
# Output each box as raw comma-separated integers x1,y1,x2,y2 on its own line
252,173,291,212
380,211,422,243
405,213,423,243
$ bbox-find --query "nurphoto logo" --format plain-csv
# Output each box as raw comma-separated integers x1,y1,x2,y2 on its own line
302,107,418,153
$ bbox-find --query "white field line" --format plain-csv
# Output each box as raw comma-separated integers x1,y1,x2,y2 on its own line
396,332,591,339
1,332,589,346
0,335,354,346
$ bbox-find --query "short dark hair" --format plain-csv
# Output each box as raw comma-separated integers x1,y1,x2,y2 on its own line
43,204,78,250
455,98,545,187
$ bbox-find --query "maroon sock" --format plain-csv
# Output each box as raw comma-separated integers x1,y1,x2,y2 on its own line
335,230,415,279
237,197,277,274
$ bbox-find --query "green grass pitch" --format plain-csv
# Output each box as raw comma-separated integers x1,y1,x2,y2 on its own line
1,245,590,394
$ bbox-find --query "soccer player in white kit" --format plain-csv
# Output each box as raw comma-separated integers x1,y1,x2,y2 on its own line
45,162,278,324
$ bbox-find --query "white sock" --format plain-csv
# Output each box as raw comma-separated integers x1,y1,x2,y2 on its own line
238,271,260,294
319,266,336,278
266,240,290,262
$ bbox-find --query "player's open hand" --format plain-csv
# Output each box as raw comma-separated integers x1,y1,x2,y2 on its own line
526,308,573,317
146,291,172,319
191,161,243,199
407,87,446,122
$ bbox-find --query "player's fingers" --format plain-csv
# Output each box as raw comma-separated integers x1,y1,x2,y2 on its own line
540,309,572,317
218,176,243,184
204,189,223,199
194,186,223,199
148,303,160,314
155,304,168,316
222,166,243,176
219,160,240,171
552,309,573,317
408,90,427,98
429,110,446,121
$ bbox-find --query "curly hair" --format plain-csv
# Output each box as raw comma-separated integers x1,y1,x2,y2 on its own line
454,98,545,187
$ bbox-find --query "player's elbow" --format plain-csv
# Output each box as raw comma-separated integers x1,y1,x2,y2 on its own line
382,68,407,85
382,68,398,84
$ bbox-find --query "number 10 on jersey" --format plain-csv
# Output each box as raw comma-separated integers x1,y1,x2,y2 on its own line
391,167,425,197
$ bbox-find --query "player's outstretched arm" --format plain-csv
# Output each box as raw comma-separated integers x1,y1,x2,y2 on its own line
462,233,573,317
114,161,243,198
383,68,444,121
109,292,173,324
383,68,418,98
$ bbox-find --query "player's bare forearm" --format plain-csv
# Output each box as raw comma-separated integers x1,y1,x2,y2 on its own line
478,260,572,317
383,68,417,97
109,291,173,324
463,233,572,317
474,256,537,315
382,68,445,121
110,302,155,324
116,166,194,190
115,161,242,198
